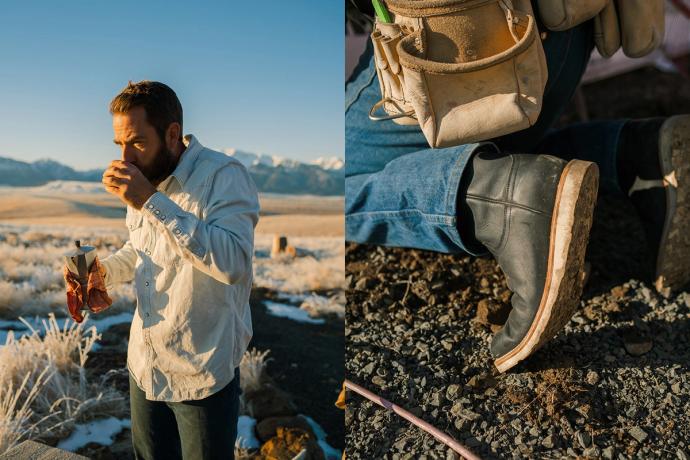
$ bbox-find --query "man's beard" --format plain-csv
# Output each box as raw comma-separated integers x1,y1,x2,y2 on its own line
139,143,178,186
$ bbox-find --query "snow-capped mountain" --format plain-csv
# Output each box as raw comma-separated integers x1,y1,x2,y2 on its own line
0,150,344,195
223,148,343,195
0,156,102,186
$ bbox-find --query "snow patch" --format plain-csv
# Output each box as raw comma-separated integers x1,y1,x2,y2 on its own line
263,301,325,325
57,417,131,451
236,415,261,450
301,414,342,460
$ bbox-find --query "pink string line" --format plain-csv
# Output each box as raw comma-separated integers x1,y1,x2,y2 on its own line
344,379,482,460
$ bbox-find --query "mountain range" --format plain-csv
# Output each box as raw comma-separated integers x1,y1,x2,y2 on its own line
0,150,343,196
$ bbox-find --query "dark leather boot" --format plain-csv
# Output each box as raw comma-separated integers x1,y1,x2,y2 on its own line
459,150,599,372
618,115,690,294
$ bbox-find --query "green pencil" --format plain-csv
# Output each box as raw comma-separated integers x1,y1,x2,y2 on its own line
372,0,392,23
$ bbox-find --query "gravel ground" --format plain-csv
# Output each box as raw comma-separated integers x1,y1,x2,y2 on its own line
345,66,690,458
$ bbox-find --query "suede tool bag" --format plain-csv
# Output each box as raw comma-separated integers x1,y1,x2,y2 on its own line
536,0,608,31
370,21,418,125
369,0,548,149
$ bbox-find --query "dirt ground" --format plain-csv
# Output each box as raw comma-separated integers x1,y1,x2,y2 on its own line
345,65,690,458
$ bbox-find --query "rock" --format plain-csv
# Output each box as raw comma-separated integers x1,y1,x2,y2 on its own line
541,435,556,449
355,277,373,291
584,447,601,458
361,362,376,376
672,382,681,394
586,370,599,385
256,415,315,443
629,426,648,443
464,437,481,448
446,384,461,400
458,409,481,421
602,446,615,459
371,376,386,387
270,235,288,258
245,383,297,420
611,285,630,299
473,299,510,332
260,427,325,460
429,391,443,407
621,329,653,356
677,449,689,460
466,373,497,392
576,430,592,448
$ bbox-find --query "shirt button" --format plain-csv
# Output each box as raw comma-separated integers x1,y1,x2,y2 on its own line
154,210,160,215
161,215,166,219
146,250,151,255
174,228,181,234
147,204,154,209
145,281,150,286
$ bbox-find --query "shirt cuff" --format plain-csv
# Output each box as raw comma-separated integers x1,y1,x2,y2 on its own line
141,192,205,258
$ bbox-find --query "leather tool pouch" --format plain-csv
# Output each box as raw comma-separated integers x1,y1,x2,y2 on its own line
369,0,548,149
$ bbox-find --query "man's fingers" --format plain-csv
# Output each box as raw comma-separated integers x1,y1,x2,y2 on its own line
104,184,120,194
104,164,133,178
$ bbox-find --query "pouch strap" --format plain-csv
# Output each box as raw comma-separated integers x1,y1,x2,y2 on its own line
369,98,416,121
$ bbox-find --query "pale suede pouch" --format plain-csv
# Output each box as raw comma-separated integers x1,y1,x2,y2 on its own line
537,0,608,31
376,0,547,148
370,21,417,124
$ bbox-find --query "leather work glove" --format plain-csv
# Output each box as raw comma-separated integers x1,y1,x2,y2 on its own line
63,256,113,323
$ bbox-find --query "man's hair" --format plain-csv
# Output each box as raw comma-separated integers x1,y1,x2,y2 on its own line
109,80,183,143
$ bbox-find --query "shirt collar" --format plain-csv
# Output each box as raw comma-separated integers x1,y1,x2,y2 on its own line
157,134,202,191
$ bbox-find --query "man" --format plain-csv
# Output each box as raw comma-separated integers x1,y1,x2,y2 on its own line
98,80,258,459
346,3,690,372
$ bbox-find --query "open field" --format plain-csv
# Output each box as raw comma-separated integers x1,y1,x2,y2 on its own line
0,185,343,237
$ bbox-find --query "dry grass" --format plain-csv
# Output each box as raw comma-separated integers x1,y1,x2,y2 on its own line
0,313,127,455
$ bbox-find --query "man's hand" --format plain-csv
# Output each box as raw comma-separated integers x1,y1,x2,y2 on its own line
102,160,157,210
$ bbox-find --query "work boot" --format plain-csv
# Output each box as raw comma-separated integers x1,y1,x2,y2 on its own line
458,150,599,372
618,115,690,294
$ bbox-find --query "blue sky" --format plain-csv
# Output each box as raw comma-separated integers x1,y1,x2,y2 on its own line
0,1,343,170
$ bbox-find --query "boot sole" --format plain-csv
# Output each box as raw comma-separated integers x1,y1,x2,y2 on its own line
655,115,690,293
494,160,599,373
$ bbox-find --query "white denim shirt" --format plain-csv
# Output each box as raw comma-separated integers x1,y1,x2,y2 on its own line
101,134,259,402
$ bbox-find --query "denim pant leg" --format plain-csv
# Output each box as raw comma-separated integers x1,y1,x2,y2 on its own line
345,40,489,255
345,18,597,254
130,374,183,460
168,367,241,460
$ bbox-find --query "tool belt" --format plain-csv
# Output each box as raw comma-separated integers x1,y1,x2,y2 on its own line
369,0,665,148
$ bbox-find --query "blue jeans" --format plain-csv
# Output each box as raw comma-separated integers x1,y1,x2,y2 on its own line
130,367,241,460
345,18,627,255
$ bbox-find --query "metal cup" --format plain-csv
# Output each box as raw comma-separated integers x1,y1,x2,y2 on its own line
63,240,97,306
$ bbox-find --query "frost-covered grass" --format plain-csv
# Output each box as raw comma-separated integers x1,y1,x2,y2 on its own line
0,226,344,321
0,313,127,455
253,235,344,293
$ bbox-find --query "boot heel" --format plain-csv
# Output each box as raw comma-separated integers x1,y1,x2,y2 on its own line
655,115,690,293
494,160,599,372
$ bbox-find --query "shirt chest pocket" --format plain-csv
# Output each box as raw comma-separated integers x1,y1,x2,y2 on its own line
126,211,145,245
